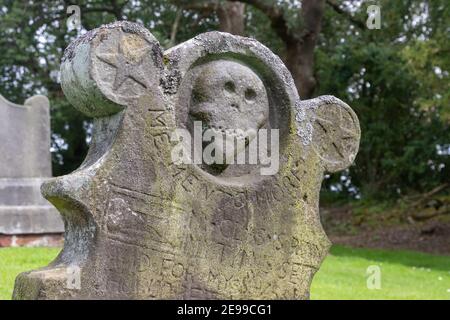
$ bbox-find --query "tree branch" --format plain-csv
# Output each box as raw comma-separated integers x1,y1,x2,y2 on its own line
171,0,219,13
229,0,281,20
409,183,449,208
326,0,366,29
169,9,183,47
227,0,294,44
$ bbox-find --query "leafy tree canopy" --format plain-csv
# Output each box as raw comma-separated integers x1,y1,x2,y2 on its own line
0,0,448,201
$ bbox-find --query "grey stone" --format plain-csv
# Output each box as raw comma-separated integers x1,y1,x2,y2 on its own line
0,204,63,235
189,60,269,167
190,60,269,135
0,95,51,178
13,21,360,300
0,95,63,235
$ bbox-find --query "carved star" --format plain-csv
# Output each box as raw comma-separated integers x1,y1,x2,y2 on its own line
314,106,358,159
96,38,151,91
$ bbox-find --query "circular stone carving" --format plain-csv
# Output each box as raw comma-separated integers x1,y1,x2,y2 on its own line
186,59,270,175
92,28,160,104
190,60,269,138
311,101,360,172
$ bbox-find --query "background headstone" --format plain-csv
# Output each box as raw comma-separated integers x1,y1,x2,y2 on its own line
13,22,360,299
0,95,63,238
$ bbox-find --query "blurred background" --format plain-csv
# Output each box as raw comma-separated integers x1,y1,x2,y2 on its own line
0,0,449,266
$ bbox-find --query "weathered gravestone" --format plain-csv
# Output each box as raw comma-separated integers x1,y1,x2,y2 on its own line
13,21,360,299
0,94,63,239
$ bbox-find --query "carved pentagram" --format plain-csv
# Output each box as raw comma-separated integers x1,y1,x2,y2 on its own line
311,102,360,172
96,33,151,90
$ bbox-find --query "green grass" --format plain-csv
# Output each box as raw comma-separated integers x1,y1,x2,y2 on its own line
311,246,450,300
0,247,60,300
0,245,449,300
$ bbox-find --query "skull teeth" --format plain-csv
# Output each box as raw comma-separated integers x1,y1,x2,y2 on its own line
207,126,249,139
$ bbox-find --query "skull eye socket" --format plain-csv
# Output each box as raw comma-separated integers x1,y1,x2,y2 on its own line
224,81,236,94
245,88,257,102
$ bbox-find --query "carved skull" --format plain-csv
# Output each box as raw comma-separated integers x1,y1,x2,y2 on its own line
189,60,270,164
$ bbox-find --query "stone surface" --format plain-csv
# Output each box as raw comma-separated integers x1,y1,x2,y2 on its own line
0,95,64,236
188,60,269,170
13,21,360,300
0,95,51,178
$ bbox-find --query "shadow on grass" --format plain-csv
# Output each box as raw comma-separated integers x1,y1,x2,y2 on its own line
330,245,450,272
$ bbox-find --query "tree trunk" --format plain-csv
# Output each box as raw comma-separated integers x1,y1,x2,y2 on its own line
179,0,324,98
284,0,325,99
284,43,316,99
217,2,246,35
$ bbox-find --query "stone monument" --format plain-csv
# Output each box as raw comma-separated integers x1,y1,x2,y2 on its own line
13,21,360,299
0,94,63,244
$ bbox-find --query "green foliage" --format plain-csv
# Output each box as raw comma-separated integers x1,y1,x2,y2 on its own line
317,0,450,199
0,0,448,201
245,5,285,56
0,0,216,176
318,42,450,198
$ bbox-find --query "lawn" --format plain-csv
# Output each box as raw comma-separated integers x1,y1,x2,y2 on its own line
311,245,450,299
0,245,449,300
0,247,61,300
